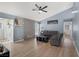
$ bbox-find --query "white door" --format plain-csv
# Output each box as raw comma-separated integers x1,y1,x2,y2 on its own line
0,21,4,40
5,19,14,42
0,19,14,42
64,21,72,37
35,22,40,35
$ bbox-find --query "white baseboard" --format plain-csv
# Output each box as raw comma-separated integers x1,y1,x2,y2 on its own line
72,38,79,56
14,39,24,43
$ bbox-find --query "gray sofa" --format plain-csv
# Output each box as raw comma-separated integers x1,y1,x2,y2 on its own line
36,31,59,42
50,33,63,47
36,30,63,47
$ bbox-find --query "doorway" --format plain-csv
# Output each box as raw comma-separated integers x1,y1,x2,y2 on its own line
64,21,72,37
35,22,41,36
63,20,75,56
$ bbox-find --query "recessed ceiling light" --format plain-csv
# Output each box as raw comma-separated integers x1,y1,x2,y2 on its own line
72,10,79,13
0,18,4,19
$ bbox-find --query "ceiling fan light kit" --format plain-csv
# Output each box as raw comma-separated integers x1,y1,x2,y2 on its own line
72,10,79,13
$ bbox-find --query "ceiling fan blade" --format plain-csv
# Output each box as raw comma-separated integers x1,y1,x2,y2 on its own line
35,4,40,8
42,6,48,9
41,9,47,13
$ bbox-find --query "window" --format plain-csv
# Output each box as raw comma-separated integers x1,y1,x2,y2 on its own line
47,20,58,24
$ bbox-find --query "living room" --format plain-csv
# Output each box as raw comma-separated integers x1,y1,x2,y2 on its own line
0,2,79,57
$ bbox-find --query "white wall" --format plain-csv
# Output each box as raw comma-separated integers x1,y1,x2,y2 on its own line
72,2,79,55
0,20,4,40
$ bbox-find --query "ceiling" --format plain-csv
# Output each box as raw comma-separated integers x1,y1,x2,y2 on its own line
0,2,73,21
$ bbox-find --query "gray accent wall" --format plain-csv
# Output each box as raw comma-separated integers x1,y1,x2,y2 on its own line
14,26,24,42
14,18,24,42
40,8,75,33
24,19,35,39
72,2,79,54
0,12,16,19
14,18,35,41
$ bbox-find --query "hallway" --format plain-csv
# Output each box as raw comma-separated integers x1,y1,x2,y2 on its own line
63,34,78,57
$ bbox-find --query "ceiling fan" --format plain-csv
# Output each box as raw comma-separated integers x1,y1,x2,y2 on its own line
32,4,48,13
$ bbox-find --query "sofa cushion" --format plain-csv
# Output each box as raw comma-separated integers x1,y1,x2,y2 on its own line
50,32,63,47
40,31,58,37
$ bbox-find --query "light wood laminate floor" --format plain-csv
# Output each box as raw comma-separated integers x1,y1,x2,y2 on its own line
2,36,78,57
